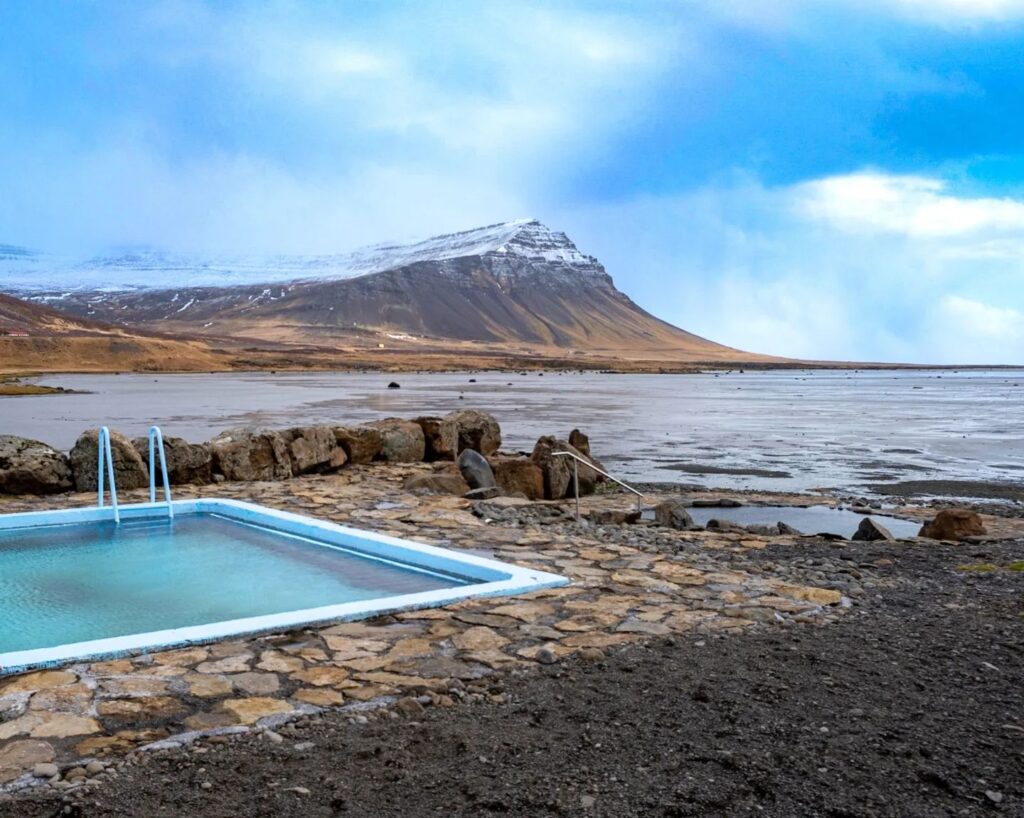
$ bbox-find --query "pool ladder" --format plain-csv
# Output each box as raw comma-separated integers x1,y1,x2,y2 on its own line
97,425,174,524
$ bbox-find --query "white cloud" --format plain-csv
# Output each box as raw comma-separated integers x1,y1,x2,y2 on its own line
921,296,1024,363
939,295,1024,338
127,2,675,159
793,172,1024,238
885,0,1024,24
560,170,1024,364
700,0,1024,29
0,2,678,254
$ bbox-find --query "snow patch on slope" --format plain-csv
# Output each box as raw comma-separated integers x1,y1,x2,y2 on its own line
0,220,602,293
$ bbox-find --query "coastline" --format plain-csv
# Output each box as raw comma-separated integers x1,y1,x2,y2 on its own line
3,362,1022,379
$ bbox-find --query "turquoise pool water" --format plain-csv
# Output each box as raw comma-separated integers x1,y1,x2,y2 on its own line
0,513,467,654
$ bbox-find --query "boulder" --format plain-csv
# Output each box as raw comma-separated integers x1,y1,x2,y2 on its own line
568,428,591,458
281,426,346,474
465,486,502,500
588,508,641,525
415,416,459,462
446,409,502,456
693,498,743,508
919,509,987,541
0,436,73,495
209,429,292,482
70,428,148,492
333,426,384,465
705,518,748,534
745,524,782,536
403,472,470,495
489,456,544,500
132,436,213,485
653,499,694,530
458,449,497,491
530,436,598,500
367,419,426,462
852,517,894,541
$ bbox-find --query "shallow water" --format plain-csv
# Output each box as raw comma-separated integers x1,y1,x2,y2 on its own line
682,505,922,539
4,369,1023,495
0,513,463,653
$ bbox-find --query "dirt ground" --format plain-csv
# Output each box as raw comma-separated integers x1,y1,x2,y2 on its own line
3,536,1022,818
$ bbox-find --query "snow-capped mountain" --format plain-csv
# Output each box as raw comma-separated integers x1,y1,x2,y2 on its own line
0,220,610,294
1,220,738,356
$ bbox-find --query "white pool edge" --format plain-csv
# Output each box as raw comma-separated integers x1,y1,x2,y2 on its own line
0,498,569,675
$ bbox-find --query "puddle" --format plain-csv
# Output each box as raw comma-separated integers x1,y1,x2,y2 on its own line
654,504,922,539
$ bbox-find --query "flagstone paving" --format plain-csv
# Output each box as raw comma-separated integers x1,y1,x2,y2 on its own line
0,463,1017,792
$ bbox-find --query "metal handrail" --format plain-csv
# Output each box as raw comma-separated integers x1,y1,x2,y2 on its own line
148,425,174,519
552,450,644,522
97,426,120,524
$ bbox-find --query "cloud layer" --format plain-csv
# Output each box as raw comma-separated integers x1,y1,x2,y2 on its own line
564,171,1024,364
1,1,1023,364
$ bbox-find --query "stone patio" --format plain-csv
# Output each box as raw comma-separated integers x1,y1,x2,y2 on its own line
0,464,1017,792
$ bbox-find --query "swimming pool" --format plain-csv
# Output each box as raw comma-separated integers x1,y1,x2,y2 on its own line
0,499,567,674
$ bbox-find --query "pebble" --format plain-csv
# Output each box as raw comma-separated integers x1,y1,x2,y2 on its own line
536,646,558,665
985,791,1004,804
32,763,59,779
396,697,425,716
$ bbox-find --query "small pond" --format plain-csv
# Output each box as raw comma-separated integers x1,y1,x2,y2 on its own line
681,505,921,539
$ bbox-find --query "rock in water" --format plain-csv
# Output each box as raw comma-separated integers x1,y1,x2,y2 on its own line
852,517,894,541
653,499,694,530
387,381,401,389
919,509,987,540
209,428,292,482
568,428,591,457
333,425,384,464
367,419,425,462
458,449,497,490
132,435,213,485
415,416,459,461
489,456,545,500
70,428,148,491
0,435,72,495
446,409,502,456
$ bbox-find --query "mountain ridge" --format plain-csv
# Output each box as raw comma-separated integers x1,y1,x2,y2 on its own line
0,220,612,293
0,219,779,368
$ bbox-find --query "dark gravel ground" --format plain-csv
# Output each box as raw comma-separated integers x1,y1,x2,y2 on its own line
3,538,1023,818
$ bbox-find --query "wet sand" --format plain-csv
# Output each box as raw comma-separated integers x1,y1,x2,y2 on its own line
2,369,1022,497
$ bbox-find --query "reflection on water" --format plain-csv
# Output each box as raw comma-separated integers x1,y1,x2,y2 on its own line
682,505,922,539
5,369,1023,494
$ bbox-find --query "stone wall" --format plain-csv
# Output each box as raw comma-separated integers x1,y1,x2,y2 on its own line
0,410,599,503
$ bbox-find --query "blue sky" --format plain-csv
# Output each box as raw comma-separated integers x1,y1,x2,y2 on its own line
2,1,1024,363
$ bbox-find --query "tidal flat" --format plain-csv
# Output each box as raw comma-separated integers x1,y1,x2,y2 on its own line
4,369,1022,498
